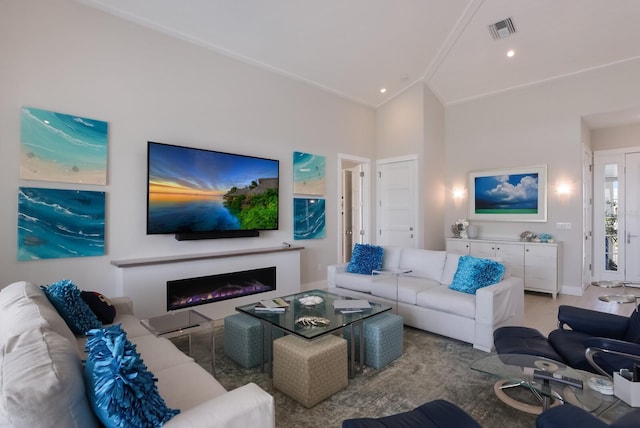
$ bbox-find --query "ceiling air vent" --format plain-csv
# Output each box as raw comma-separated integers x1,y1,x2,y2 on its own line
489,17,516,39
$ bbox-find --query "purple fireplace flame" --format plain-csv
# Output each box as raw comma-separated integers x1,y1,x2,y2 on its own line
167,266,276,311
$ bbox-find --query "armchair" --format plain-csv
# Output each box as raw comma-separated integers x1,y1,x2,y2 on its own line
494,303,640,378
549,304,640,377
536,404,640,428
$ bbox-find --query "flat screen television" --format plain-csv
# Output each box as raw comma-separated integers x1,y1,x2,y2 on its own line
147,141,279,240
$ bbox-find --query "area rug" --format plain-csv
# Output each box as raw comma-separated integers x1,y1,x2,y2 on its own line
201,325,538,428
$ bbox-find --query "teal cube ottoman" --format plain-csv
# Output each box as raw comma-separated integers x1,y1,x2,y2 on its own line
223,313,263,368
346,312,404,369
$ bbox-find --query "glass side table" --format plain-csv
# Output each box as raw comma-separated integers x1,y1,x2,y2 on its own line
372,268,412,314
141,309,215,374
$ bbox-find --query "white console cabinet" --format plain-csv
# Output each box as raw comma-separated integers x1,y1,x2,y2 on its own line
445,238,561,298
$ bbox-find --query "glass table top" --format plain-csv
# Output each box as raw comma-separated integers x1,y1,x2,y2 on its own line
236,289,391,340
471,353,621,413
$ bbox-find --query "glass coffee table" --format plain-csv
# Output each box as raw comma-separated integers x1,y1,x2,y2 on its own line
236,289,391,378
471,353,621,416
141,309,215,373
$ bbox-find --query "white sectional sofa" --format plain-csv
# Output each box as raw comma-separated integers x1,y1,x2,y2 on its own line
0,281,275,428
327,247,524,352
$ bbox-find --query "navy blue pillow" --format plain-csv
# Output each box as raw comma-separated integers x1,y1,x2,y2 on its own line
84,324,180,428
81,291,116,324
346,243,384,275
42,279,102,335
449,256,505,294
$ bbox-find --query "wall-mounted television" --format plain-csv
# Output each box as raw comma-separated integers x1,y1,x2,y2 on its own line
147,141,279,240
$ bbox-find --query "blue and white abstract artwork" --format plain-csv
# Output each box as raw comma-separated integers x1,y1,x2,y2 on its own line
18,187,106,260
294,198,325,240
293,151,325,195
20,106,108,185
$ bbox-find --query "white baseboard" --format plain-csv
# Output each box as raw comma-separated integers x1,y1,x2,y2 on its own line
560,284,584,296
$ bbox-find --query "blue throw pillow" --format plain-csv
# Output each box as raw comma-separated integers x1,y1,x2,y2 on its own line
42,279,102,335
346,243,384,275
449,256,505,294
84,324,180,428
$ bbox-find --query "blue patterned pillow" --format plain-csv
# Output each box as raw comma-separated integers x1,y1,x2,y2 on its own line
449,256,505,294
42,279,102,335
346,243,384,275
84,325,180,428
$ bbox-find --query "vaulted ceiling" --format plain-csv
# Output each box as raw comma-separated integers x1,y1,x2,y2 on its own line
78,0,640,116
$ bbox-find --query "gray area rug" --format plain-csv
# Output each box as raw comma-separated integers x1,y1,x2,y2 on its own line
188,325,540,428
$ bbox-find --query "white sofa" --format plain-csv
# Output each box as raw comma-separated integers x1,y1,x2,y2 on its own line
0,281,275,428
327,247,524,352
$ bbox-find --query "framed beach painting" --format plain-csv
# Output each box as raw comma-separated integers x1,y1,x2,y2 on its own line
293,197,326,240
17,187,106,260
468,164,547,222
293,151,325,195
20,106,108,185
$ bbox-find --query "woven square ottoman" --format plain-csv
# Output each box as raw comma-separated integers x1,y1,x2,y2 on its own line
346,312,404,369
223,313,263,368
273,334,348,408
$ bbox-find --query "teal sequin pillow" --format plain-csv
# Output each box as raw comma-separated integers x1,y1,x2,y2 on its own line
449,256,505,294
346,243,384,275
42,279,102,335
84,324,180,428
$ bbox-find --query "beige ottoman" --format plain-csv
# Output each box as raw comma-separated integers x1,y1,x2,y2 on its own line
273,334,348,408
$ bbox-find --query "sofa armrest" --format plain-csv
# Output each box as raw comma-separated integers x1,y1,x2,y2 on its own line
558,305,628,338
109,296,134,316
165,383,274,428
327,263,349,288
475,276,524,326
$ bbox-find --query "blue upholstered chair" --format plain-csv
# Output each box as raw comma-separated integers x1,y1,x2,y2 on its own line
494,304,640,377
342,399,482,428
536,404,640,428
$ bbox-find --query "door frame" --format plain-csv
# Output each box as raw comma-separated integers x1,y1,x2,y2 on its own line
337,153,371,263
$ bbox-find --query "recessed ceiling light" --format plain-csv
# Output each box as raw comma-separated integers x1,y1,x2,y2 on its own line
380,88,387,94
507,50,515,58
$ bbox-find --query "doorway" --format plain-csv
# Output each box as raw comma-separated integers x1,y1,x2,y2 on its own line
593,148,640,282
338,154,371,263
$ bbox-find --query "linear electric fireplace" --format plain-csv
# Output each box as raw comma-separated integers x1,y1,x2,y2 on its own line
167,266,276,311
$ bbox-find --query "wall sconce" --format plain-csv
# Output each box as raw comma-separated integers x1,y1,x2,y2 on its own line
452,187,466,201
556,183,571,196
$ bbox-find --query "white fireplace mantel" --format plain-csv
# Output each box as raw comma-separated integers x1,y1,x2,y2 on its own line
111,246,304,320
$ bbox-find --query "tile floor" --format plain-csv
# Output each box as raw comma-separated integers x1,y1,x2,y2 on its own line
525,284,640,336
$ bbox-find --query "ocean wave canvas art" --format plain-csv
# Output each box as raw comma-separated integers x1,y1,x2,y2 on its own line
20,106,108,185
293,151,325,195
18,187,106,260
294,198,325,240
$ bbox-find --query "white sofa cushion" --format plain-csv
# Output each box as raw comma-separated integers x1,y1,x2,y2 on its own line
333,271,374,293
155,362,228,411
416,286,476,319
440,253,462,285
0,327,98,428
381,246,403,270
0,281,78,351
401,249,447,282
130,335,195,372
370,276,440,305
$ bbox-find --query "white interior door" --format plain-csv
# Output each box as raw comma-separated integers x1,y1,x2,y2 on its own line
376,158,418,247
625,152,640,282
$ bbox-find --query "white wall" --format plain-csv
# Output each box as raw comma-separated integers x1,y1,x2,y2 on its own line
444,58,640,291
592,123,640,151
0,0,375,298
